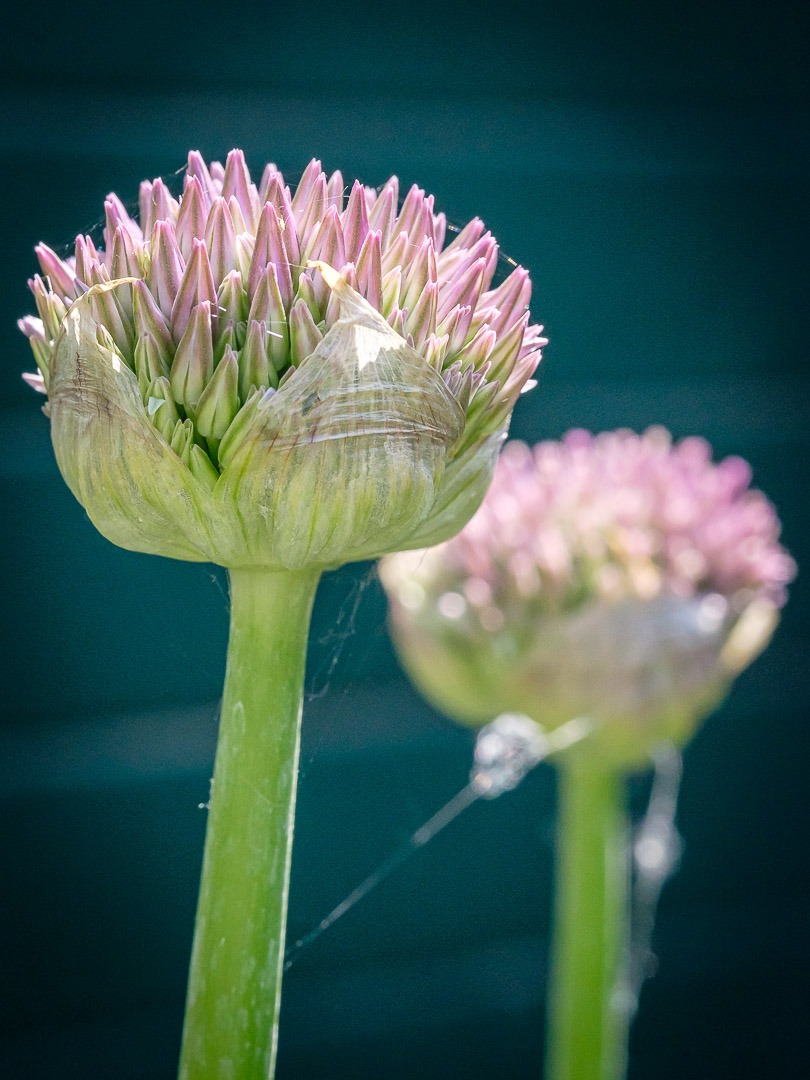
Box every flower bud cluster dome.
[381,429,795,766]
[20,151,544,569]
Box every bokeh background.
[1,2,809,1077]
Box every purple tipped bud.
[148,221,184,321]
[171,238,217,341]
[138,182,155,237]
[110,227,142,281]
[86,261,111,288]
[520,323,549,355]
[381,266,401,318]
[248,265,287,340]
[439,217,486,262]
[213,319,241,365]
[146,375,181,438]
[221,149,259,231]
[19,316,50,385]
[484,266,532,326]
[205,198,238,287]
[239,320,279,398]
[308,207,346,309]
[170,300,214,409]
[233,233,254,281]
[186,151,216,206]
[453,326,497,373]
[324,264,359,327]
[443,361,477,411]
[227,196,248,237]
[422,333,449,371]
[381,231,410,276]
[22,371,47,394]
[258,162,280,202]
[138,180,180,237]
[342,180,369,261]
[196,348,240,440]
[216,270,246,327]
[30,275,67,340]
[326,169,345,212]
[437,258,486,323]
[135,333,171,398]
[74,235,101,285]
[18,314,46,343]
[297,175,329,256]
[433,212,447,251]
[405,281,439,347]
[449,234,498,295]
[396,184,425,238]
[89,284,133,362]
[436,304,474,358]
[486,312,530,383]
[262,174,300,269]
[355,230,383,311]
[35,243,79,301]
[249,202,293,306]
[308,206,346,272]
[133,279,174,362]
[400,235,433,314]
[288,298,324,364]
[104,193,142,247]
[293,271,320,323]
[175,176,208,260]
[388,306,406,337]
[291,158,323,217]
[367,181,397,247]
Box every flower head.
[380,428,796,768]
[20,151,544,569]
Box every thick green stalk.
[179,566,320,1080]
[546,758,630,1080]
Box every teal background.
[1,1,809,1076]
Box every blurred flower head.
[380,428,796,768]
[20,151,544,570]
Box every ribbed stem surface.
[546,758,630,1080]
[179,567,320,1080]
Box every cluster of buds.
[381,429,795,768]
[19,151,544,570]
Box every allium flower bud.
[20,151,544,570]
[380,428,796,768]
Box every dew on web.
[283,711,684,979]
[283,712,596,971]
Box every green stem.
[179,566,320,1080]
[546,758,630,1080]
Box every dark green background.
[1,2,809,1076]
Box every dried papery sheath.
[381,428,795,768]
